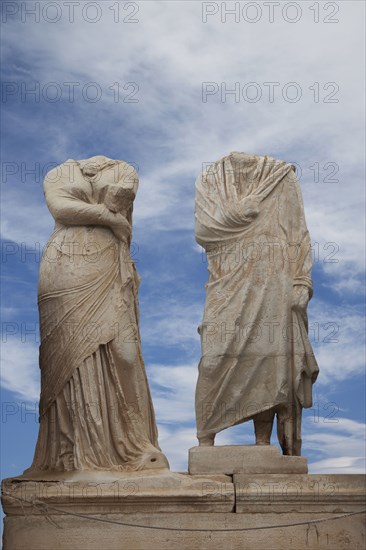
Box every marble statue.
[194,152,319,456]
[24,155,169,477]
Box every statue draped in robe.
[194,152,319,456]
[24,155,168,476]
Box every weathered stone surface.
[194,153,319,455]
[24,156,168,477]
[3,512,365,550]
[2,474,365,550]
[234,474,366,513]
[189,445,308,475]
[2,472,234,515]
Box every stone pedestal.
[2,469,365,549]
[234,474,366,513]
[1,471,234,515]
[189,445,308,474]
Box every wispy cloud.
[1,341,39,402]
[304,417,366,474]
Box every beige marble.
[195,152,319,455]
[234,474,366,514]
[2,472,234,515]
[24,156,168,477]
[2,474,365,550]
[189,445,308,475]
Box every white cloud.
[142,303,202,351]
[157,425,196,472]
[1,340,40,402]
[309,456,365,474]
[150,364,197,424]
[309,301,365,384]
[303,417,366,474]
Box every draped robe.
[25,157,167,473]
[195,153,319,442]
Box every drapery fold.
[195,153,318,439]
[26,157,167,474]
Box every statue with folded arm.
[24,155,169,477]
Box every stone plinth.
[234,474,366,513]
[1,471,234,515]
[2,472,365,549]
[189,445,308,475]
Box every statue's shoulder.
[43,159,81,191]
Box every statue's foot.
[139,450,170,470]
[198,434,215,446]
[19,450,170,480]
[255,438,271,446]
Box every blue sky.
[1,0,365,481]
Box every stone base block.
[2,472,365,549]
[1,471,234,515]
[234,474,366,513]
[3,510,366,550]
[189,445,308,474]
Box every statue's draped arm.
[45,179,128,230]
[278,177,314,297]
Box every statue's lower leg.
[253,409,275,445]
[198,433,215,446]
[276,403,303,456]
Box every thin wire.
[4,492,365,533]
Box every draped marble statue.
[24,155,168,476]
[195,152,319,456]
